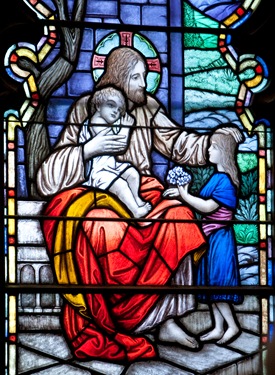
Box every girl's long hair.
[210,131,241,188]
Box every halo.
[92,31,162,94]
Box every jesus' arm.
[149,97,210,166]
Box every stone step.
[18,330,265,375]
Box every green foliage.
[186,166,214,194]
[184,33,204,48]
[237,153,258,173]
[233,224,258,244]
[235,194,258,221]
[240,170,258,197]
[184,2,218,48]
[184,1,219,29]
[185,50,226,73]
[185,69,239,94]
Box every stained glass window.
[2,1,275,374]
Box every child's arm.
[178,184,219,213]
[163,184,219,214]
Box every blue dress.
[197,173,243,304]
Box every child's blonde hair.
[210,127,243,188]
[91,86,126,116]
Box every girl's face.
[208,140,222,165]
[98,96,124,124]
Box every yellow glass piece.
[260,224,266,240]
[36,3,52,17]
[27,75,37,92]
[240,113,252,133]
[224,13,238,26]
[8,152,15,188]
[38,43,52,62]
[9,296,16,334]
[246,74,262,88]
[259,158,266,194]
[8,198,15,216]
[8,220,15,238]
[8,246,16,283]
[8,198,15,235]
[262,298,268,334]
[8,115,21,141]
[17,48,37,62]
[259,204,266,221]
[219,34,226,40]
[260,250,267,285]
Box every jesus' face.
[126,60,147,105]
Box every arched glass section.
[2,1,274,374]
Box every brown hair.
[210,131,241,188]
[96,47,146,93]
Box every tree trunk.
[24,0,87,198]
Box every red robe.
[42,176,206,362]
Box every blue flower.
[167,166,191,186]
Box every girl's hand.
[83,127,127,160]
[163,188,180,198]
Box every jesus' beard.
[127,88,147,106]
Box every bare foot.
[217,327,240,344]
[158,319,199,349]
[134,202,152,218]
[200,328,224,342]
[136,196,147,206]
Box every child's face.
[98,96,124,124]
[208,140,222,165]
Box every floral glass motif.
[3,1,274,374]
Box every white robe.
[37,94,209,197]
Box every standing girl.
[163,126,244,344]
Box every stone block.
[121,5,141,25]
[142,6,167,26]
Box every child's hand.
[178,184,189,201]
[163,188,180,198]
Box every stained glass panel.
[2,1,274,374]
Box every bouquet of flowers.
[167,166,192,186]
